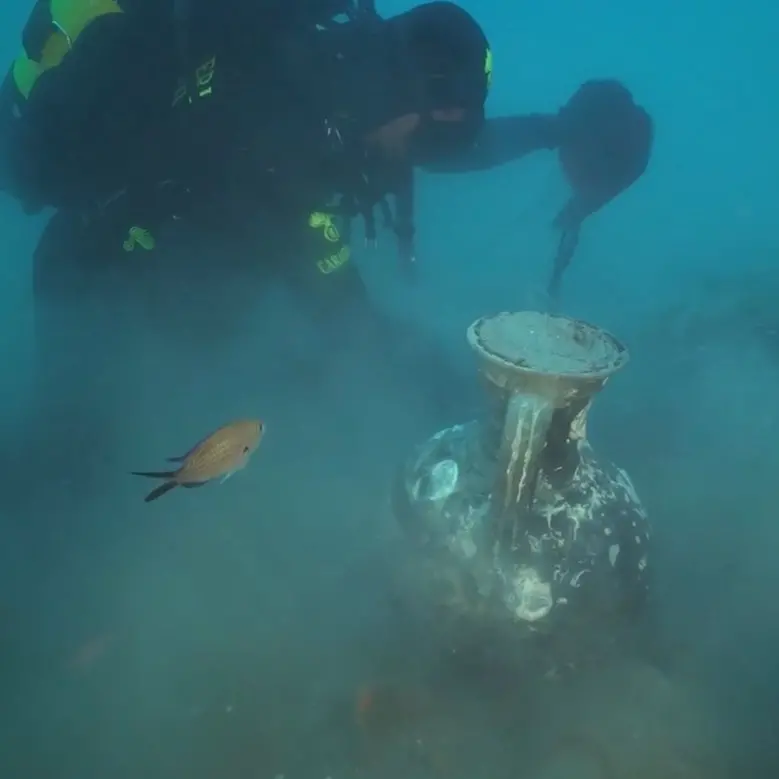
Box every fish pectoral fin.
[132,470,177,479]
[182,481,208,489]
[220,472,234,485]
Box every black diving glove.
[550,79,653,293]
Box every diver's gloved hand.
[554,79,653,230]
[546,79,653,298]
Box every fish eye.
[243,446,250,453]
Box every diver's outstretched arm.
[421,114,559,173]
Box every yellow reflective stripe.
[12,56,42,99]
[317,245,350,274]
[51,0,123,46]
[123,226,155,252]
[308,211,341,242]
[12,0,123,99]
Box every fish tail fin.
[131,471,178,502]
[144,481,178,503]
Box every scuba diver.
[0,1,652,312]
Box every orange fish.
[132,419,264,502]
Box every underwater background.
[1,0,778,777]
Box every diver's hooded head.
[316,2,491,163]
[385,2,491,161]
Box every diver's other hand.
[556,79,653,218]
